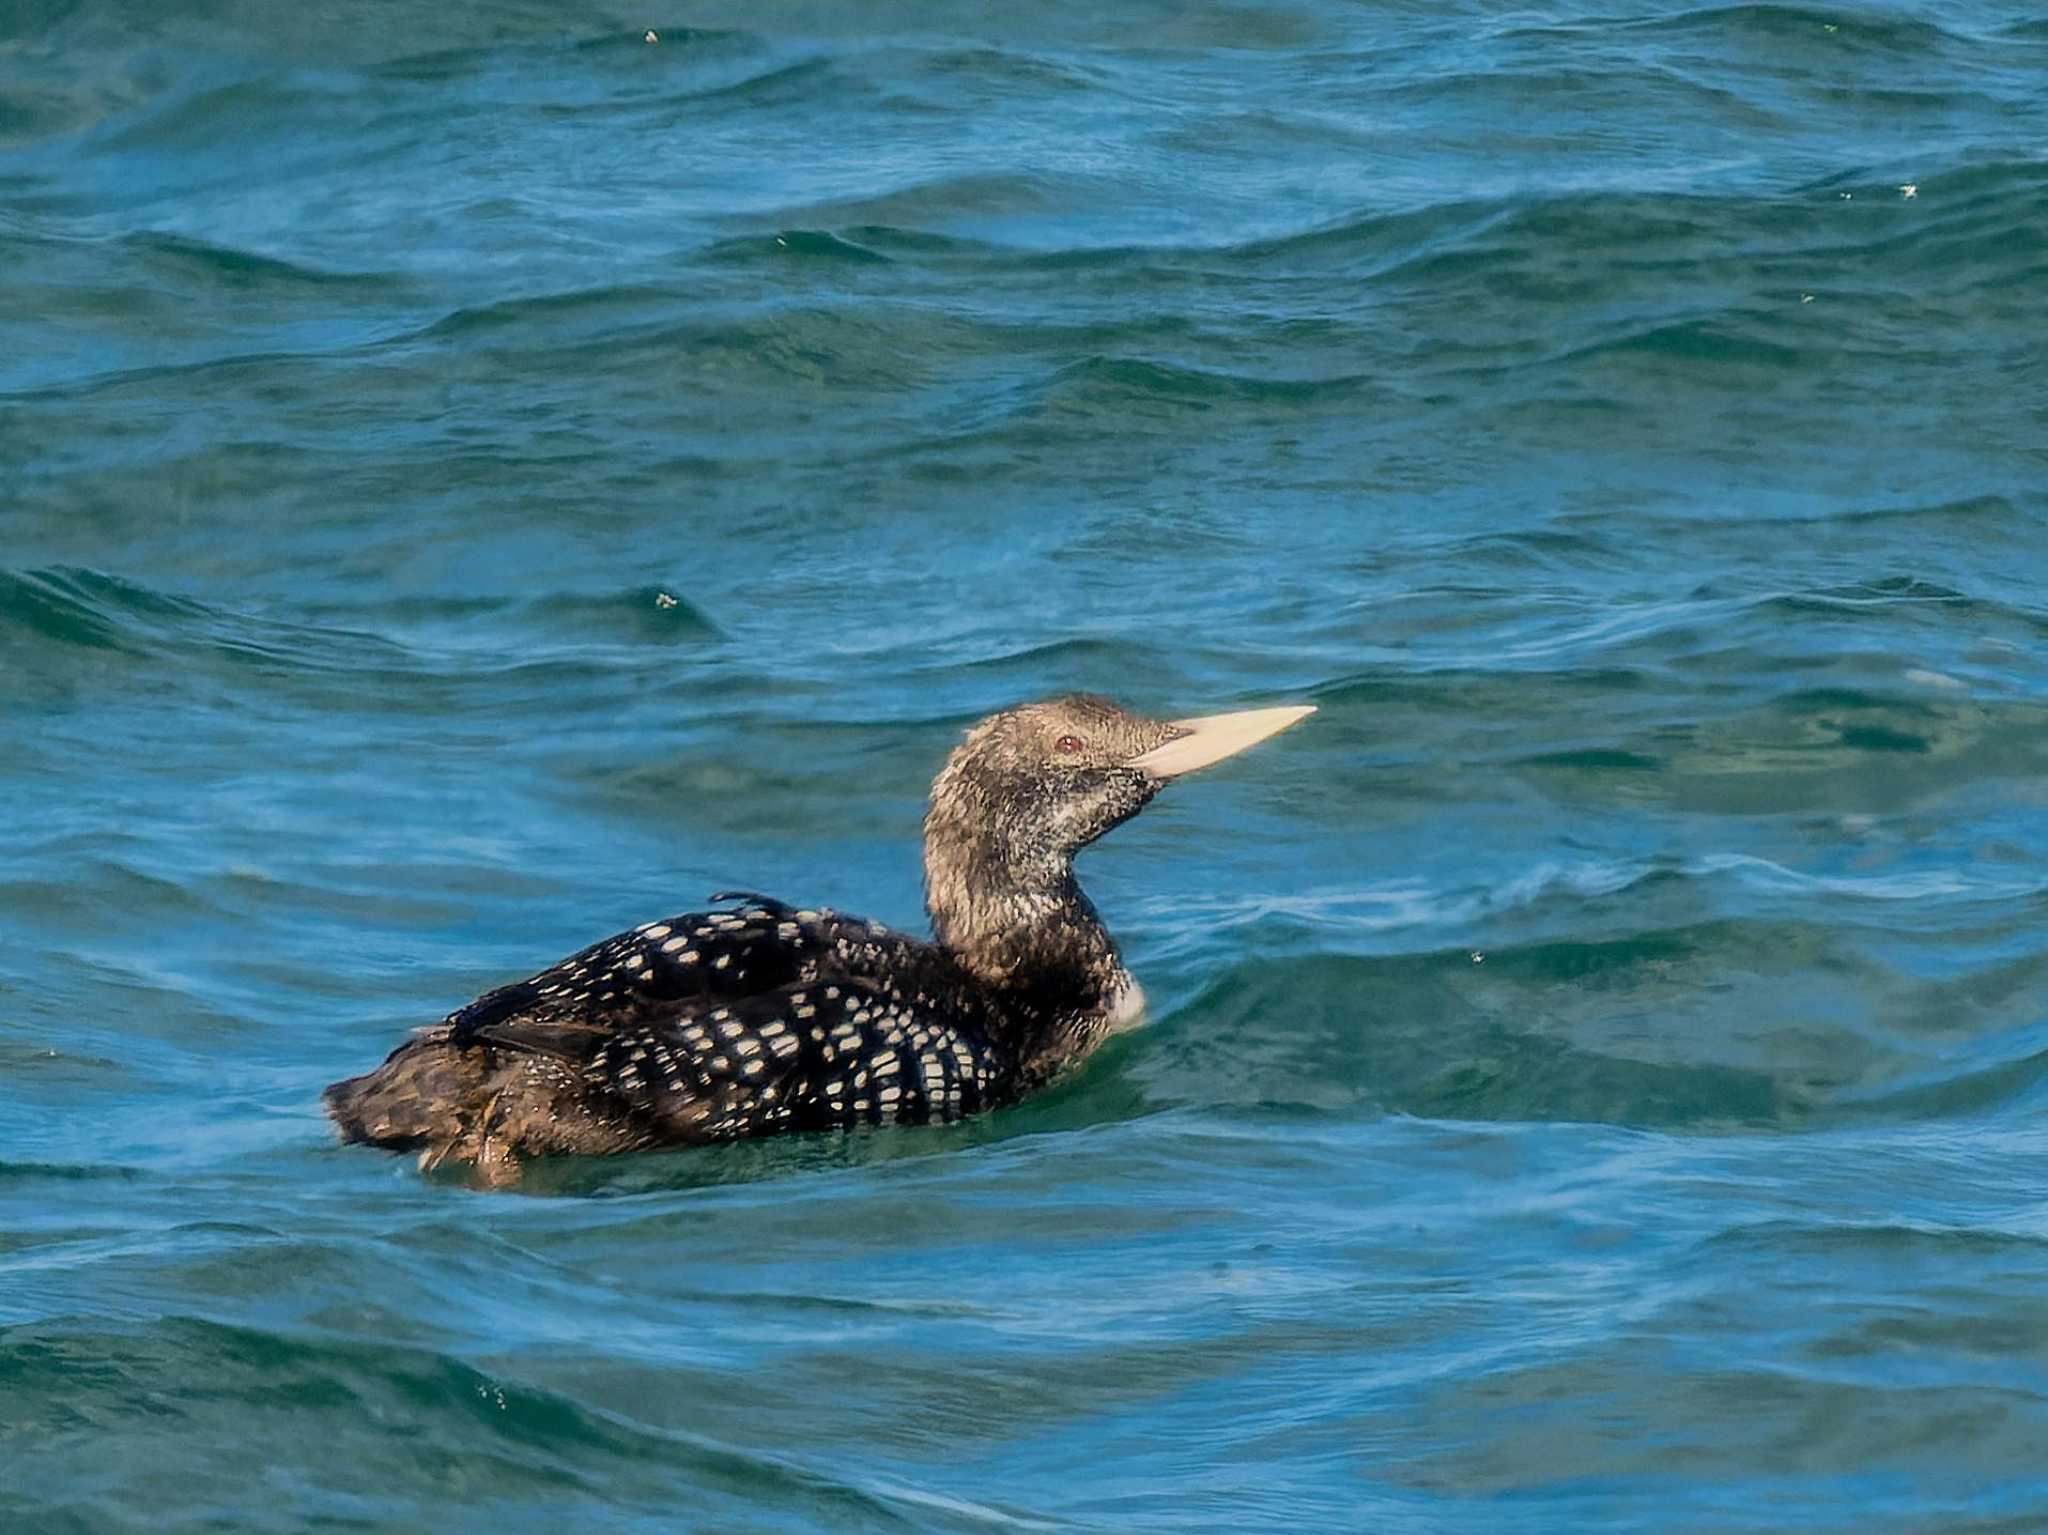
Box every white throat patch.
[1103,976,1148,1034]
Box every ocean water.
[4,0,2047,1527]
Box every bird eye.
[1055,735,1084,754]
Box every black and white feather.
[450,898,1004,1139]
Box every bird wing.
[442,897,991,1138]
[447,896,886,1050]
[563,976,995,1139]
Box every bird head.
[922,693,1314,965]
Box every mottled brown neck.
[922,753,1129,1015]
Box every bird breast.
[1102,975,1148,1035]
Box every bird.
[323,694,1313,1180]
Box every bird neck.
[921,818,1130,1017]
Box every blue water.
[5,2,2048,1528]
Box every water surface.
[4,2,2048,1529]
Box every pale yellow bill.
[1123,705,1316,779]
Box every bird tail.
[322,1027,487,1157]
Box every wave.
[650,55,841,110]
[1572,494,2029,540]
[0,567,723,684]
[401,282,686,344]
[0,565,415,675]
[0,1312,943,1525]
[376,25,764,83]
[742,159,2040,331]
[0,1158,142,1185]
[1302,563,2048,676]
[96,231,405,296]
[1689,852,2043,903]
[1836,1038,2048,1126]
[699,228,895,266]
[1616,4,1967,55]
[1139,848,2044,950]
[13,148,2042,408]
[1141,909,2048,1134]
[1147,949,1802,1130]
[1138,859,1676,937]
[1042,353,1374,410]
[1696,1216,2048,1261]
[379,293,943,400]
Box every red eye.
[1055,735,1084,754]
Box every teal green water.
[5,2,2048,1529]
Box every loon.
[324,694,1312,1178]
